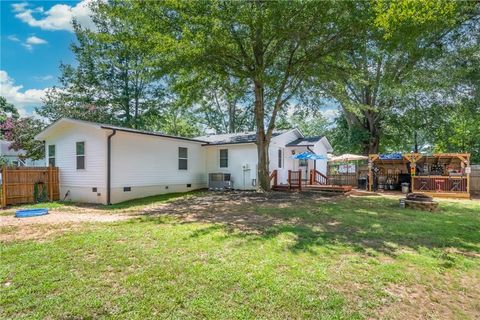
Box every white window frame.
[48,144,55,167]
[219,149,228,168]
[178,147,188,170]
[76,141,85,170]
[278,148,283,168]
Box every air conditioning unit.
[208,173,233,190]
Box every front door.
[299,159,308,184]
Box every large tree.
[115,0,359,190]
[319,0,478,154]
[38,1,163,129]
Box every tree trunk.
[363,135,380,155]
[254,80,270,191]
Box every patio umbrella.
[328,153,368,176]
[328,154,368,162]
[291,151,328,160]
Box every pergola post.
[368,154,379,191]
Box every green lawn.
[1,193,479,319]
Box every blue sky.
[1,1,340,121]
[1,0,93,116]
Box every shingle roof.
[196,131,285,145]
[100,124,208,143]
[36,118,208,143]
[285,136,324,147]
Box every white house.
[35,118,332,204]
[0,140,45,167]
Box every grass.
[1,193,479,319]
[101,190,205,211]
[0,190,204,216]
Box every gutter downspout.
[107,129,117,205]
[307,146,317,171]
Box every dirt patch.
[142,191,342,233]
[377,274,480,319]
[0,210,133,242]
[0,191,341,242]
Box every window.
[76,142,85,169]
[278,149,282,168]
[219,149,228,168]
[299,159,308,167]
[48,145,55,167]
[178,147,188,170]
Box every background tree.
[0,98,45,160]
[38,1,164,129]
[275,104,330,138]
[118,0,359,190]
[0,97,19,127]
[173,73,254,134]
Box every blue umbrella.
[291,151,327,160]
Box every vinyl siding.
[204,144,258,190]
[110,131,207,188]
[312,139,329,175]
[269,129,303,184]
[43,122,108,203]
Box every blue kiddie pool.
[15,208,49,218]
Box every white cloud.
[7,35,21,42]
[8,34,48,51]
[13,0,95,32]
[11,2,28,12]
[26,35,47,45]
[0,70,49,116]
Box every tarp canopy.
[379,153,403,160]
[329,154,368,162]
[291,151,327,160]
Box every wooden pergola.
[368,153,471,199]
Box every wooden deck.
[272,184,352,193]
[270,170,352,194]
[303,184,353,193]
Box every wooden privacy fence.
[471,165,480,195]
[1,166,59,208]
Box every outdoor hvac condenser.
[208,173,233,190]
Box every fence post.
[298,170,302,191]
[1,166,6,208]
[48,166,53,201]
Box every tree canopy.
[6,0,476,171]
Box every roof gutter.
[107,129,117,205]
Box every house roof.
[99,124,208,143]
[196,131,285,145]
[285,136,324,147]
[35,118,208,143]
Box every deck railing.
[269,170,278,187]
[412,176,467,193]
[309,170,329,185]
[288,170,302,190]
